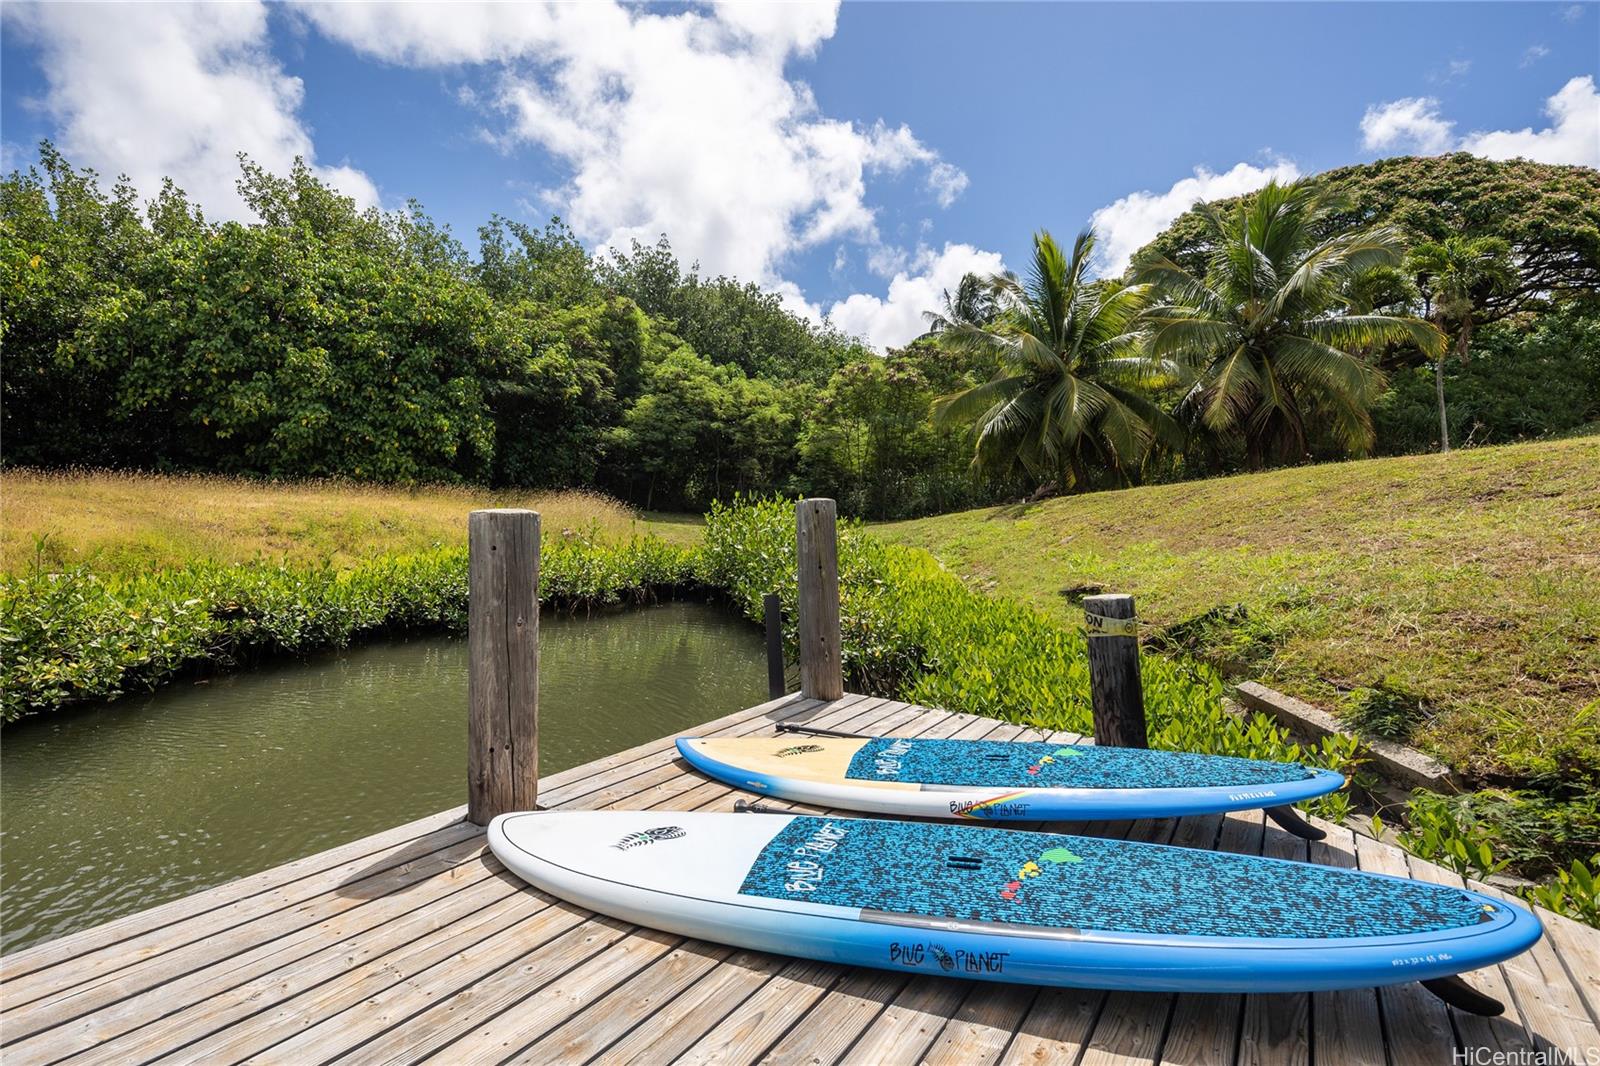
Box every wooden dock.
[3,692,1596,1065]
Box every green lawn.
[878,436,1600,787]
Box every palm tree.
[1406,237,1517,452]
[932,230,1178,493]
[1133,180,1444,467]
[921,272,1001,337]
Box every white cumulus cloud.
[827,243,1007,352]
[1360,96,1455,154]
[1360,76,1599,168]
[1459,75,1600,166]
[296,1,965,294]
[2,1,378,219]
[1087,160,1302,277]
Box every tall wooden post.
[1084,593,1147,748]
[468,509,540,825]
[796,498,844,701]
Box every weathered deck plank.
[1307,824,1388,1066]
[2,692,1595,1066]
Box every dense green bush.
[1380,790,1600,926]
[596,236,862,386]
[1373,307,1600,452]
[796,341,1014,520]
[0,148,885,510]
[0,529,695,722]
[2,150,520,481]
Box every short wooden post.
[1084,593,1147,748]
[763,593,786,700]
[467,509,540,825]
[796,498,844,701]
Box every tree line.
[3,146,1596,517]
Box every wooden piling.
[467,509,540,825]
[1084,593,1147,748]
[763,593,786,700]
[795,498,844,701]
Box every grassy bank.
[1,470,706,721]
[1,469,701,575]
[879,436,1600,792]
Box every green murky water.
[0,600,766,953]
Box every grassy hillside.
[1,470,699,576]
[880,436,1600,787]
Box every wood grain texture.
[1082,593,1147,748]
[467,508,540,824]
[796,498,843,701]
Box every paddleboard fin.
[732,800,785,815]
[1265,805,1327,841]
[1421,975,1504,1016]
[777,723,872,739]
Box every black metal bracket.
[777,722,872,740]
[1265,805,1327,841]
[1421,975,1505,1016]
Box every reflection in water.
[0,600,765,952]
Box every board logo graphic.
[775,745,824,757]
[889,941,1008,975]
[950,792,1031,819]
[611,826,686,850]
[872,738,914,777]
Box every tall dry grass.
[1,469,689,575]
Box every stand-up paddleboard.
[488,811,1539,1008]
[675,732,1344,823]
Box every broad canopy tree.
[1141,154,1600,331]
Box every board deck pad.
[677,735,1346,821]
[738,817,1490,940]
[843,738,1317,789]
[491,810,1542,997]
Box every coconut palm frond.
[931,373,1028,427]
[1198,344,1261,432]
[1307,314,1445,359]
[1146,316,1235,363]
[1274,334,1381,403]
[930,227,1170,493]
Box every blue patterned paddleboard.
[677,734,1344,821]
[489,811,1543,996]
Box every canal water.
[0,600,767,953]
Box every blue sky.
[4,2,1597,349]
